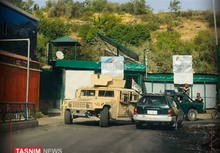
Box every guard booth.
[39,33,146,114]
[144,73,218,110]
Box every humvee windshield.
[81,90,95,96]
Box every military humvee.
[63,74,140,127]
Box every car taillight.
[134,107,137,114]
[168,109,173,116]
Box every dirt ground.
[164,122,220,153]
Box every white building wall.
[64,70,94,100]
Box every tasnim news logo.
[14,147,62,153]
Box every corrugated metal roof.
[0,50,39,63]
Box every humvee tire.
[100,107,109,127]
[187,109,197,121]
[64,109,72,124]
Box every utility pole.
[212,0,220,103]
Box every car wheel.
[135,123,142,129]
[187,109,197,121]
[64,109,72,124]
[211,110,219,119]
[99,107,109,127]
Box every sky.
[34,0,220,13]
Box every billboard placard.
[101,56,124,78]
[173,55,193,84]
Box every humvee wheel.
[100,107,109,127]
[64,109,72,124]
[187,109,197,121]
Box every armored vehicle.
[63,74,140,127]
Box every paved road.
[0,114,219,153]
[0,117,177,153]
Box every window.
[2,21,7,36]
[98,90,114,97]
[134,95,139,101]
[130,92,139,102]
[123,93,129,103]
[177,96,183,102]
[138,96,167,106]
[80,90,95,96]
[130,93,132,101]
[168,97,178,108]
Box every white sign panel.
[132,79,142,94]
[173,73,193,84]
[101,56,124,77]
[173,55,193,84]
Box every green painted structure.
[48,36,81,63]
[56,59,146,88]
[145,73,218,83]
[144,73,218,109]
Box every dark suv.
[133,93,184,129]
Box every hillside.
[36,9,220,74]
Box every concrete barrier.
[0,120,38,133]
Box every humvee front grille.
[73,102,87,108]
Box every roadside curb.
[0,120,38,134]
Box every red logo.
[14,147,42,153]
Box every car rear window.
[138,96,168,106]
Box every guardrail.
[0,102,36,123]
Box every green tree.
[192,30,217,74]
[37,18,70,64]
[13,0,36,12]
[91,13,122,33]
[36,34,50,64]
[91,0,108,12]
[169,0,181,16]
[120,0,151,15]
[13,0,25,9]
[155,31,181,52]
[147,48,173,73]
[107,24,151,47]
[120,2,134,14]
[38,18,69,40]
[133,0,148,15]
[23,0,35,10]
[102,2,120,13]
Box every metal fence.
[0,102,36,123]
